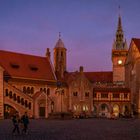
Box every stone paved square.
[0,118,140,140]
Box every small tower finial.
[118,5,121,16]
[59,32,61,39]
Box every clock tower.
[112,15,128,84]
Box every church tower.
[53,33,67,79]
[112,14,128,84]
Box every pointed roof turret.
[115,15,124,48]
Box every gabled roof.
[0,50,56,81]
[32,91,46,99]
[84,71,113,83]
[132,38,140,52]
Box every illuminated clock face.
[118,60,122,64]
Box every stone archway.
[4,104,17,119]
[113,104,120,117]
[99,103,109,117]
[39,102,46,118]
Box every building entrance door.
[39,107,45,117]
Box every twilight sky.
[0,0,140,72]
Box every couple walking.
[12,112,29,135]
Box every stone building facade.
[0,15,132,119]
[125,38,140,114]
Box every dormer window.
[10,63,20,69]
[29,65,38,71]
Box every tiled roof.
[132,38,140,52]
[84,71,113,83]
[0,50,56,81]
[64,71,113,83]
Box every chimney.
[46,48,50,59]
[79,66,84,73]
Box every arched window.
[25,100,28,107]
[85,105,88,111]
[47,88,50,95]
[44,88,46,93]
[83,105,86,111]
[73,105,77,111]
[5,89,8,96]
[28,102,31,109]
[40,88,43,92]
[21,98,24,105]
[23,86,26,94]
[13,93,16,101]
[9,91,12,98]
[17,96,20,103]
[31,87,34,94]
[27,87,30,94]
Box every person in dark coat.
[12,112,20,135]
[21,112,29,134]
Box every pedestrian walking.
[21,112,29,134]
[12,112,20,135]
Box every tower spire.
[117,5,122,31]
[114,6,126,50]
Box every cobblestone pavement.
[0,118,140,140]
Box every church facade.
[0,15,136,119]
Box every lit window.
[74,105,77,111]
[86,106,88,111]
[83,105,86,111]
